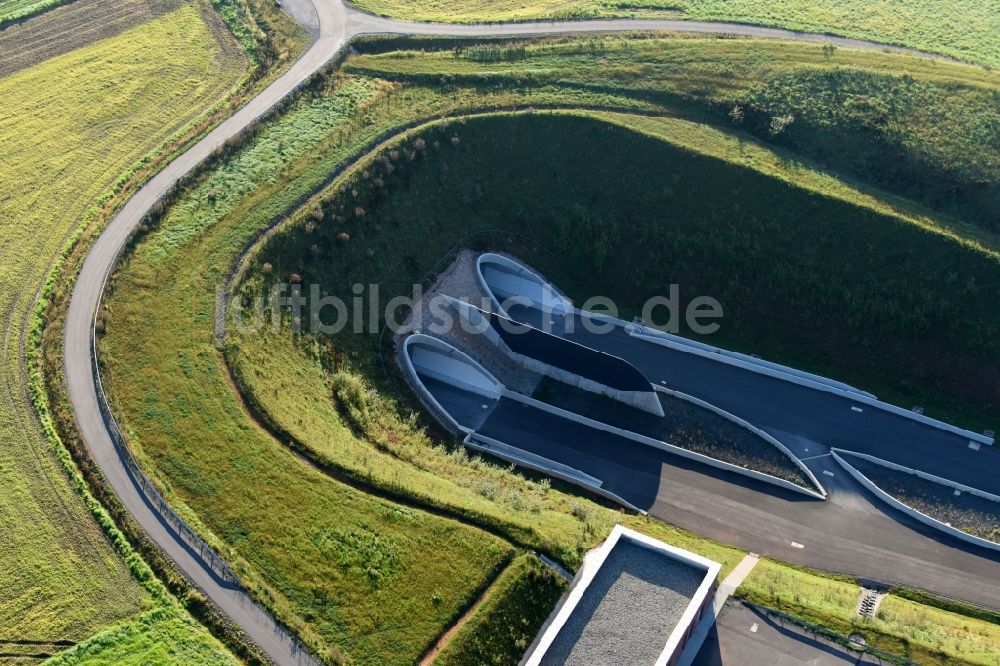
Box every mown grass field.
[738,560,1000,665]
[0,1,246,659]
[344,0,1000,66]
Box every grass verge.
[433,554,567,666]
[342,0,1000,67]
[738,559,1000,665]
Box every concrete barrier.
[471,252,992,447]
[446,295,664,416]
[464,433,645,514]
[831,450,1000,553]
[830,448,1000,505]
[624,323,873,397]
[631,329,993,447]
[654,385,826,498]
[504,391,826,500]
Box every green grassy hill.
[87,33,1000,666]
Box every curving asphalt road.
[60,1,971,663]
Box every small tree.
[769,113,795,135]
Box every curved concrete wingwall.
[654,385,826,498]
[505,391,826,500]
[831,450,1000,553]
[631,329,993,447]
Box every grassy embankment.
[94,76,549,666]
[433,554,567,666]
[344,0,1000,67]
[92,55,747,664]
[348,36,1000,240]
[91,36,999,664]
[0,3,249,663]
[739,560,1000,665]
[343,35,1000,430]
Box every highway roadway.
[59,0,979,662]
[506,304,1000,496]
[442,384,1000,608]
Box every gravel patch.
[541,538,705,666]
[399,249,542,394]
[847,455,1000,543]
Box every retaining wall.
[630,328,993,447]
[831,450,1000,553]
[465,432,644,514]
[505,391,826,500]
[654,385,826,498]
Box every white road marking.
[823,470,835,477]
[969,441,981,451]
[750,623,759,633]
[851,406,864,413]
[954,489,962,496]
[800,452,832,462]
[790,541,805,549]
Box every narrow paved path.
[62,1,963,663]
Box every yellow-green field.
[346,0,1000,66]
[0,1,246,659]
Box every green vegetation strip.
[738,560,1000,665]
[434,554,567,666]
[0,0,66,25]
[343,0,1000,67]
[41,607,238,666]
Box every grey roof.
[541,538,707,666]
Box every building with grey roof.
[524,525,720,666]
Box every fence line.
[737,599,920,666]
[90,332,239,583]
[86,196,321,663]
